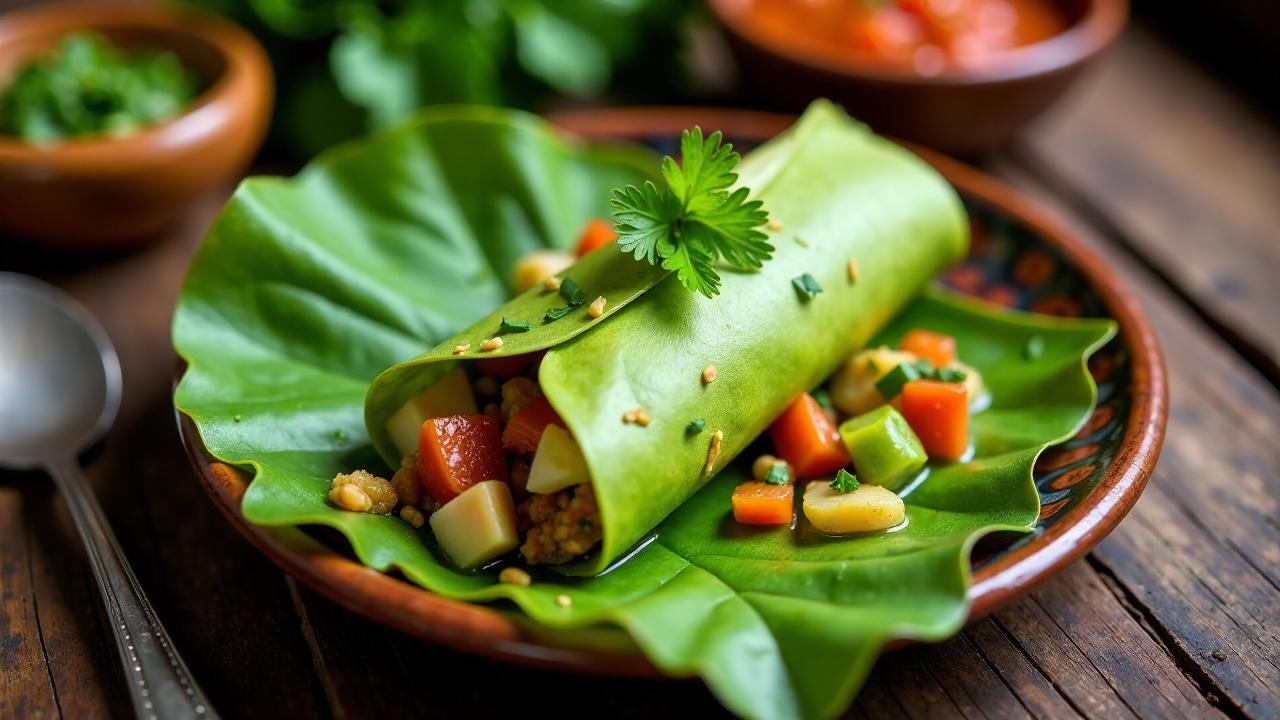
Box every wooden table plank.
[0,487,60,720]
[1014,27,1280,381]
[990,159,1280,718]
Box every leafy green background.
[183,0,688,158]
[174,107,1114,719]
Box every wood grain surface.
[2,22,1277,720]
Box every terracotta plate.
[176,108,1167,675]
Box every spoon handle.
[48,458,217,720]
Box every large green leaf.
[174,105,1115,719]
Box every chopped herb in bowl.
[0,32,200,144]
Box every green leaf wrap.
[364,101,969,574]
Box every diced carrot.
[732,482,794,525]
[502,394,566,453]
[418,415,508,504]
[899,329,957,367]
[900,380,969,461]
[574,218,617,257]
[769,392,851,478]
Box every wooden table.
[3,25,1277,719]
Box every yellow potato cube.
[526,425,590,494]
[429,480,519,569]
[802,481,905,534]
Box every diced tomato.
[475,355,531,378]
[418,415,508,504]
[502,394,566,453]
[574,218,617,257]
[769,392,851,478]
[900,380,969,461]
[899,329,957,367]
[732,482,794,525]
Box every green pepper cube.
[838,406,928,492]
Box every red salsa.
[733,0,1067,76]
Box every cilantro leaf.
[611,126,772,298]
[830,469,859,494]
[764,463,791,486]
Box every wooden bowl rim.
[176,106,1166,676]
[0,2,272,164]
[705,0,1128,87]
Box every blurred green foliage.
[0,33,199,144]
[186,0,692,159]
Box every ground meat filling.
[517,483,602,565]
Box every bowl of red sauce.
[708,0,1126,155]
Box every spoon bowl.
[0,273,121,469]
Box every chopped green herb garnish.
[876,359,966,397]
[794,236,810,248]
[792,273,823,301]
[578,517,594,531]
[764,463,791,486]
[830,468,860,493]
[812,387,833,411]
[1024,335,1045,361]
[560,277,586,307]
[544,305,574,323]
[875,362,924,399]
[610,127,772,298]
[499,317,532,334]
[686,418,706,434]
[232,414,242,423]
[0,32,199,144]
[333,429,347,440]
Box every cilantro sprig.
[610,128,772,298]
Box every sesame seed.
[794,236,809,248]
[479,337,504,352]
[847,257,860,284]
[634,409,652,427]
[399,506,425,529]
[544,276,562,291]
[622,409,637,424]
[499,567,532,586]
[766,219,783,231]
[704,430,723,475]
[332,484,372,512]
[588,296,607,318]
[452,343,471,355]
[555,594,573,608]
[701,365,717,384]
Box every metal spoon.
[0,273,216,720]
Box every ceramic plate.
[176,108,1166,674]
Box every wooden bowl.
[177,107,1166,675]
[707,0,1127,155]
[0,3,272,247]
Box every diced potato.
[511,250,574,294]
[428,480,519,569]
[386,366,478,458]
[830,347,918,417]
[802,481,905,534]
[526,424,590,494]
